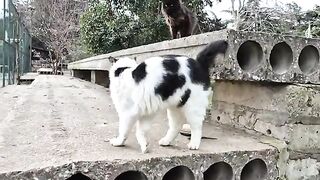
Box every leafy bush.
[80,0,226,54]
[80,1,170,54]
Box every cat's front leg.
[110,137,125,146]
[110,113,137,147]
[170,26,178,39]
[184,108,205,150]
[187,123,202,150]
[180,26,192,38]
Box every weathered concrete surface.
[20,73,38,80]
[216,31,320,84]
[68,29,320,84]
[0,76,278,179]
[286,158,320,180]
[19,73,38,85]
[211,81,320,151]
[67,30,228,70]
[211,80,320,179]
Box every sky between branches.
[206,0,320,20]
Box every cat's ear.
[108,56,118,63]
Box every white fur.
[109,56,210,153]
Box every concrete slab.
[19,73,39,85]
[67,30,229,71]
[68,29,320,84]
[211,81,320,151]
[0,76,278,179]
[212,80,320,126]
[211,80,320,179]
[20,73,39,80]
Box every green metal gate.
[0,0,31,87]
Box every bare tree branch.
[16,0,88,74]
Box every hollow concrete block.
[68,29,320,84]
[213,30,320,84]
[0,151,278,180]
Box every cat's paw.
[140,144,149,154]
[110,137,125,147]
[159,137,171,146]
[187,142,200,150]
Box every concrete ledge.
[67,30,229,71]
[0,150,277,180]
[69,29,320,84]
[215,31,320,84]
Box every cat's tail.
[196,40,228,72]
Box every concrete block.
[72,70,91,82]
[286,158,320,180]
[90,70,109,87]
[212,81,320,126]
[253,120,291,141]
[90,70,96,84]
[253,121,320,153]
[0,151,278,180]
[213,31,320,84]
[68,29,320,84]
[67,30,229,71]
[289,125,320,153]
[211,81,320,153]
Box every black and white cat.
[108,40,228,153]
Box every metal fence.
[0,0,31,87]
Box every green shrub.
[80,2,170,54]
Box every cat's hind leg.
[135,117,152,153]
[110,113,138,147]
[159,108,184,146]
[183,105,206,150]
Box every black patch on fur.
[178,89,191,107]
[114,67,130,77]
[132,62,147,83]
[162,59,180,73]
[187,58,210,90]
[155,74,186,101]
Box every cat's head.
[108,56,137,66]
[162,0,181,14]
[108,56,137,79]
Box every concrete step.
[0,76,278,180]
[0,123,278,180]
